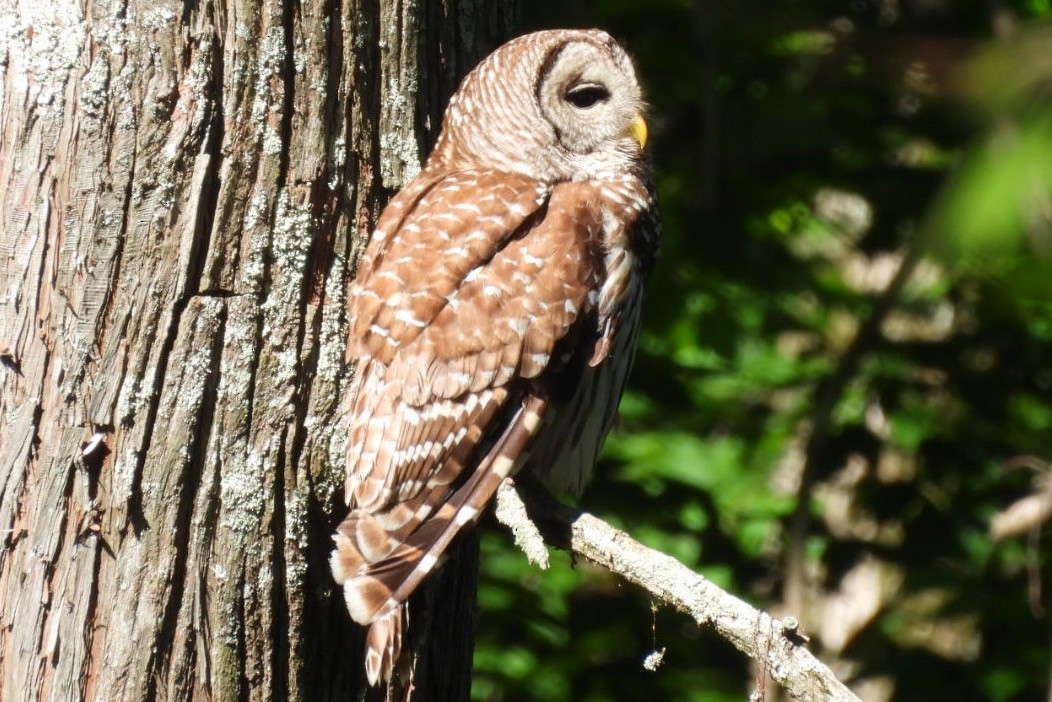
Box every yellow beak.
[629,113,648,149]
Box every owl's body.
[332,29,658,684]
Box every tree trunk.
[0,1,515,699]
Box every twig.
[495,480,550,569]
[495,478,862,702]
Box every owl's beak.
[628,113,648,149]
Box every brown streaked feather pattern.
[332,28,658,686]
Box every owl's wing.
[332,173,611,639]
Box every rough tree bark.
[0,1,515,700]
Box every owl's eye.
[565,83,611,109]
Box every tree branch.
[494,478,862,702]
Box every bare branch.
[496,478,862,702]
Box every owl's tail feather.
[382,395,547,612]
[332,395,547,685]
[364,607,404,685]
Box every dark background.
[474,2,1052,700]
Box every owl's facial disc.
[562,79,647,149]
[538,39,645,166]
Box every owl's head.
[430,29,649,182]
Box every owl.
[331,28,658,684]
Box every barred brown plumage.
[331,28,658,685]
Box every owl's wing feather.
[343,174,603,514]
[333,176,612,685]
[348,171,549,367]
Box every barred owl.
[332,29,658,684]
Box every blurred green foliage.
[471,2,1052,700]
